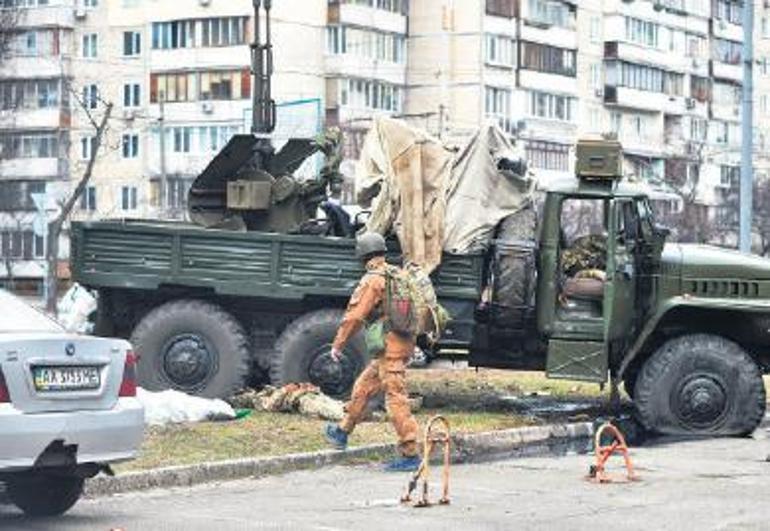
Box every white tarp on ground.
[356,117,452,273]
[137,388,236,425]
[443,123,536,254]
[355,119,536,264]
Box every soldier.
[561,233,608,277]
[324,232,421,472]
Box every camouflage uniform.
[333,255,419,457]
[561,234,607,277]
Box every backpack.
[384,263,450,344]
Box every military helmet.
[355,232,387,259]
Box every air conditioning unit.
[199,0,211,5]
[594,88,604,98]
[74,5,86,18]
[201,101,214,114]
[685,97,696,110]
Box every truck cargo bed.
[71,220,484,302]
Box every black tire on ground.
[270,309,369,399]
[6,473,84,517]
[130,299,250,398]
[634,334,766,436]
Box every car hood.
[662,243,770,280]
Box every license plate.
[33,366,101,392]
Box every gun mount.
[187,0,341,233]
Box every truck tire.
[6,473,83,516]
[130,300,250,398]
[634,334,766,436]
[270,309,368,399]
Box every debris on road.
[401,415,451,508]
[57,283,97,333]
[587,421,638,484]
[137,388,236,426]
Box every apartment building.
[0,0,76,289]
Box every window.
[166,177,192,208]
[0,79,60,110]
[527,0,574,28]
[526,140,569,171]
[0,229,44,260]
[196,125,239,152]
[590,63,602,90]
[82,84,98,109]
[80,136,96,160]
[485,34,515,67]
[339,78,403,112]
[528,90,575,122]
[610,111,622,135]
[713,38,741,65]
[485,0,515,18]
[590,16,601,44]
[0,133,59,159]
[690,117,708,141]
[80,186,97,211]
[720,165,739,188]
[84,0,98,6]
[713,81,741,106]
[625,17,659,48]
[0,181,45,212]
[327,26,406,63]
[121,186,138,210]
[122,133,139,158]
[21,31,37,55]
[613,61,683,95]
[123,31,141,56]
[151,70,249,103]
[172,127,192,153]
[123,83,140,107]
[200,17,248,47]
[686,33,708,58]
[484,86,511,116]
[690,76,712,102]
[520,41,576,76]
[152,20,195,50]
[713,0,742,25]
[82,33,98,58]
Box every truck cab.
[470,139,768,436]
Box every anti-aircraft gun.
[187,0,344,233]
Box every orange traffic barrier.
[401,415,451,507]
[587,421,638,483]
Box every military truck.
[71,139,770,437]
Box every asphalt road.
[2,432,769,531]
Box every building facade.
[2,0,769,290]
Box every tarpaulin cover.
[356,118,452,273]
[444,123,536,254]
[356,119,536,267]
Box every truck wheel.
[270,309,368,399]
[130,300,250,398]
[634,334,766,436]
[6,473,83,516]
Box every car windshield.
[0,290,64,333]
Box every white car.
[0,290,144,516]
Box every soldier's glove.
[330,347,343,363]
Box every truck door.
[604,199,639,344]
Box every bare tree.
[45,89,113,313]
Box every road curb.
[84,421,594,498]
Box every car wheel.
[634,334,766,436]
[6,473,84,517]
[130,299,250,398]
[270,309,369,399]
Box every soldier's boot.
[324,423,348,450]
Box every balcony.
[328,3,406,35]
[0,55,73,79]
[0,158,63,180]
[0,108,67,131]
[16,5,75,29]
[324,54,406,86]
[518,70,577,95]
[604,86,685,115]
[711,60,742,83]
[604,41,688,74]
